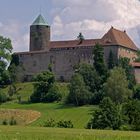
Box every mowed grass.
[0,82,95,128]
[1,102,94,128]
[0,126,140,140]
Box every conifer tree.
[93,43,108,82]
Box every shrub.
[46,83,62,102]
[30,82,49,103]
[2,119,8,125]
[43,118,56,127]
[30,71,55,103]
[133,85,140,100]
[57,120,74,128]
[68,73,92,106]
[87,97,122,130]
[0,92,8,104]
[33,71,55,84]
[122,100,140,131]
[9,117,17,125]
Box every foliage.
[30,71,56,103]
[33,71,55,84]
[104,67,132,104]
[122,100,140,131]
[43,118,56,127]
[87,97,122,130]
[118,57,136,89]
[108,50,116,69]
[0,70,10,86]
[2,119,8,125]
[68,73,92,106]
[30,82,49,103]
[46,83,62,102]
[77,32,84,43]
[0,92,8,104]
[135,50,140,62]
[133,85,140,100]
[75,63,101,93]
[0,35,12,86]
[0,35,12,64]
[93,43,108,81]
[7,84,16,98]
[9,117,17,125]
[10,54,19,66]
[57,120,74,128]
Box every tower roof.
[32,14,49,26]
[102,27,138,50]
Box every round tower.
[30,14,50,51]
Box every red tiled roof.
[50,39,101,48]
[102,27,138,51]
[15,27,138,55]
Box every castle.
[15,14,140,82]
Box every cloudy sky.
[0,0,140,52]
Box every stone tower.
[30,14,50,51]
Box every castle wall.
[133,68,140,83]
[118,46,137,62]
[18,45,119,81]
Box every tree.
[77,32,84,42]
[108,50,116,69]
[118,57,136,89]
[75,63,101,93]
[33,71,55,84]
[0,36,12,86]
[104,67,132,104]
[8,54,23,83]
[46,83,62,102]
[87,97,122,130]
[68,73,92,106]
[93,43,108,82]
[30,71,55,103]
[123,100,140,130]
[135,50,140,62]
[75,63,104,104]
[133,85,140,100]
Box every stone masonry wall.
[18,45,119,81]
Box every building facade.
[15,15,139,82]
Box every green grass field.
[0,82,95,128]
[0,126,140,140]
[1,102,94,128]
[1,82,140,140]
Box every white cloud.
[1,0,140,52]
[52,0,140,47]
[0,21,29,52]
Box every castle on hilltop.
[15,14,140,82]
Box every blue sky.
[0,0,140,52]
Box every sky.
[0,0,140,52]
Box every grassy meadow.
[0,82,95,128]
[1,82,140,140]
[0,126,140,140]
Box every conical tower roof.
[32,14,49,26]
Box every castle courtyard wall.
[17,45,119,81]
